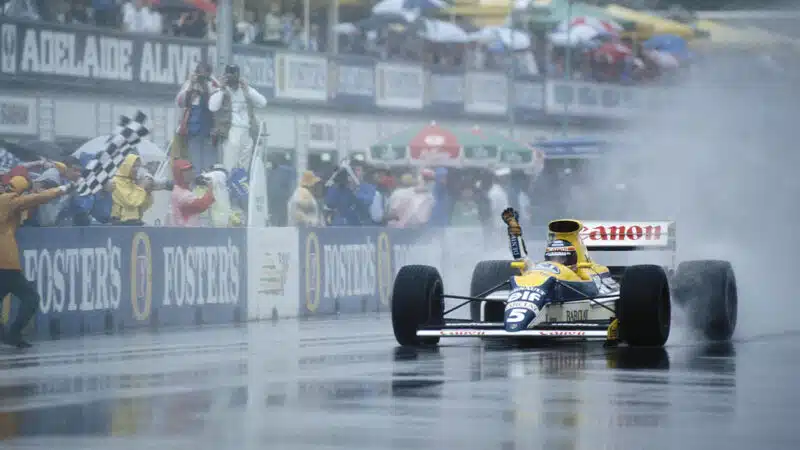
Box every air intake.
[548,219,582,234]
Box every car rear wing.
[579,221,676,252]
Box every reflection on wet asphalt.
[0,316,796,449]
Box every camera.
[195,174,209,186]
[333,168,349,187]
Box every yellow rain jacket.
[0,187,64,270]
[111,154,153,223]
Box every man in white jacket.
[209,65,268,173]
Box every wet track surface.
[0,316,797,449]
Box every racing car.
[391,208,738,348]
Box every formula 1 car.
[391,212,738,348]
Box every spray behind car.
[582,24,800,340]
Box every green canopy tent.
[367,122,544,172]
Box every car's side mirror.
[510,261,526,273]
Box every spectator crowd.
[1,0,703,83]
[0,137,544,231]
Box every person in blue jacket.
[324,162,374,226]
[427,167,453,227]
[74,152,114,225]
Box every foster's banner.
[299,227,444,317]
[14,226,245,340]
[300,227,393,316]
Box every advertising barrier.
[15,226,245,340]
[9,225,543,341]
[0,17,643,122]
[298,227,447,317]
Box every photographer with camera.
[170,159,215,227]
[209,64,267,173]
[175,62,219,170]
[323,159,381,226]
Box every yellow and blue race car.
[391,208,738,348]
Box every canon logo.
[581,224,662,241]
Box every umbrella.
[421,19,468,43]
[72,136,167,165]
[0,139,69,162]
[470,26,531,51]
[643,33,690,59]
[644,49,680,70]
[593,42,633,64]
[549,25,602,47]
[556,16,623,35]
[368,122,536,168]
[151,0,216,13]
[372,0,420,21]
[356,14,419,32]
[515,0,636,31]
[402,0,448,11]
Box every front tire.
[673,260,737,341]
[391,265,444,347]
[469,260,516,322]
[617,265,671,347]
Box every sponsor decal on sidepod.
[540,330,586,336]
[442,330,486,337]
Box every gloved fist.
[501,207,522,237]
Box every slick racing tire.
[391,265,445,347]
[617,265,671,347]
[673,260,737,341]
[470,260,516,322]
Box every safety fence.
[7,226,548,341]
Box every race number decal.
[507,308,528,323]
[505,301,539,322]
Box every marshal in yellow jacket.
[111,154,153,223]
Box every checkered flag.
[76,111,150,196]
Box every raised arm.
[501,207,528,261]
[10,186,67,212]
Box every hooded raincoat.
[111,154,152,224]
[288,171,322,227]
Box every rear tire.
[391,265,445,347]
[617,265,671,347]
[469,260,516,322]
[673,260,737,341]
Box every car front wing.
[416,321,611,339]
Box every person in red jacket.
[170,159,215,227]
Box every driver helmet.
[544,239,578,267]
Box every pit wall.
[7,226,550,341]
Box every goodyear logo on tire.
[377,232,392,306]
[305,232,321,313]
[131,232,152,322]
